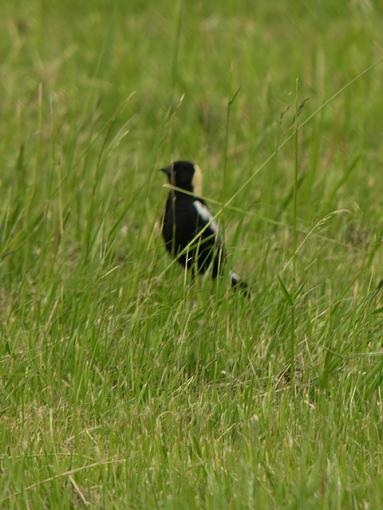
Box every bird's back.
[162,192,223,274]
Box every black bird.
[160,160,248,292]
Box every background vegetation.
[0,0,382,507]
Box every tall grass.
[0,0,383,508]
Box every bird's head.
[160,160,202,196]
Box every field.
[1,0,383,508]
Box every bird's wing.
[192,199,220,238]
[192,199,226,278]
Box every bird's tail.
[230,271,250,296]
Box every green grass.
[1,0,383,508]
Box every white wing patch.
[193,200,219,233]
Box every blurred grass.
[0,0,383,508]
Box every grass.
[1,0,383,508]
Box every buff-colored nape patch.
[192,164,203,196]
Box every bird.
[160,160,248,293]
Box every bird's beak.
[159,166,172,178]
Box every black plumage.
[160,160,248,292]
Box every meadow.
[0,0,383,508]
